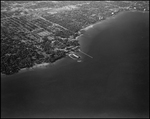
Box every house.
[37,30,52,37]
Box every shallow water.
[1,11,149,118]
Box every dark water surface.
[1,11,149,118]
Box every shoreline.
[79,10,149,32]
[1,10,149,77]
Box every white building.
[37,30,52,37]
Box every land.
[1,1,149,75]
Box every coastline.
[1,10,149,77]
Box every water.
[1,11,149,118]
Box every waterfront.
[1,11,149,118]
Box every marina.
[67,49,93,62]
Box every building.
[37,30,52,37]
[68,53,81,60]
[47,36,54,41]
